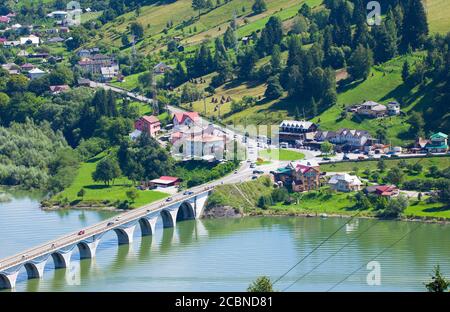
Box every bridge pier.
[114,225,136,245]
[139,215,158,236]
[0,271,19,289]
[52,250,73,269]
[24,260,47,279]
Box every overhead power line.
[273,211,363,286]
[327,223,423,292]
[282,220,380,292]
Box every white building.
[28,68,47,80]
[182,134,226,161]
[328,174,363,192]
[329,129,372,149]
[387,102,401,116]
[20,35,40,46]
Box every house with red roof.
[173,112,200,128]
[364,185,399,197]
[148,176,181,188]
[0,16,11,24]
[272,160,321,192]
[134,115,161,137]
[20,63,35,72]
[50,85,70,94]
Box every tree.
[121,34,130,47]
[126,187,139,203]
[192,0,206,18]
[270,45,282,74]
[77,188,86,198]
[402,60,411,84]
[425,265,450,292]
[409,111,425,138]
[92,157,122,185]
[247,276,274,292]
[223,26,237,50]
[252,0,267,15]
[401,0,429,51]
[130,22,144,39]
[321,141,333,155]
[7,75,29,93]
[377,159,386,172]
[264,75,283,100]
[348,45,373,81]
[382,194,409,218]
[386,167,405,185]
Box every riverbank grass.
[51,153,168,208]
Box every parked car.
[183,191,193,195]
[343,154,350,160]
[252,175,258,180]
[166,197,173,202]
[250,163,256,168]
[234,170,238,174]
[322,157,331,161]
[107,222,114,227]
[78,230,85,235]
[253,170,264,174]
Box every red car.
[78,230,85,235]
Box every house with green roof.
[426,132,448,153]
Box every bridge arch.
[138,218,153,236]
[51,251,72,269]
[77,241,96,259]
[176,201,195,222]
[160,210,175,228]
[113,226,136,245]
[0,273,12,289]
[24,262,45,279]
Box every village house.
[100,65,120,81]
[20,63,35,72]
[19,35,40,46]
[1,63,20,75]
[3,40,20,48]
[50,85,70,94]
[364,185,399,198]
[147,176,181,189]
[78,54,116,77]
[328,128,373,151]
[278,120,318,145]
[357,101,387,118]
[181,133,226,162]
[47,36,65,44]
[426,132,449,153]
[328,173,363,192]
[134,115,161,138]
[173,112,200,128]
[47,11,68,20]
[272,160,321,192]
[153,62,172,75]
[0,16,11,24]
[387,101,401,116]
[28,68,47,80]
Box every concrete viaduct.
[0,188,211,289]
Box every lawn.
[427,0,450,33]
[321,156,450,174]
[259,149,305,161]
[52,152,168,208]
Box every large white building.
[328,173,363,192]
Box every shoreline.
[204,206,450,225]
[42,202,450,225]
